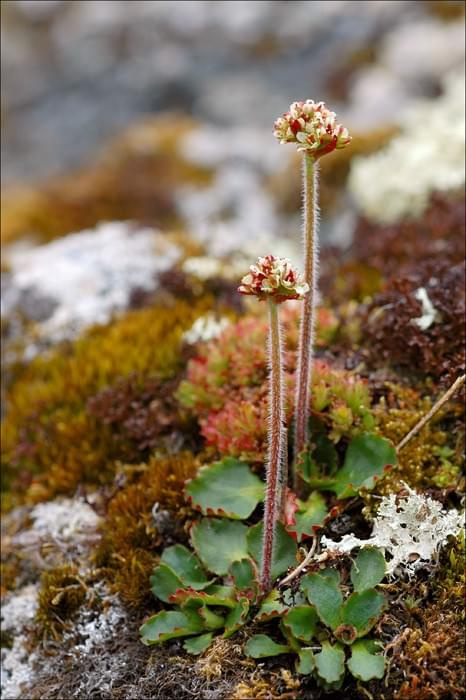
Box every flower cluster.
[238,255,309,303]
[274,100,351,157]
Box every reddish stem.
[260,299,285,592]
[293,154,319,491]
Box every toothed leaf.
[191,518,249,575]
[244,634,290,658]
[341,589,386,636]
[286,491,327,542]
[183,632,214,655]
[301,569,343,630]
[332,433,396,498]
[150,563,185,603]
[347,640,385,681]
[228,558,259,600]
[223,598,250,638]
[169,585,237,609]
[161,545,213,589]
[296,647,316,675]
[314,641,345,685]
[255,589,290,622]
[185,458,264,519]
[150,545,214,603]
[350,547,386,592]
[282,605,318,642]
[140,609,203,645]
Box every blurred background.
[2,0,465,182]
[1,0,465,348]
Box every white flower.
[274,100,351,157]
[238,255,309,303]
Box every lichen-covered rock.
[2,222,181,345]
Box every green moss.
[35,565,87,640]
[1,298,212,507]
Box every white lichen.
[1,585,39,700]
[14,498,101,548]
[411,287,441,331]
[182,314,230,345]
[182,256,224,280]
[66,584,127,657]
[321,485,464,576]
[2,222,180,344]
[348,71,465,224]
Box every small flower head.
[238,255,309,303]
[274,100,351,158]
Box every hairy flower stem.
[293,154,319,491]
[278,429,288,522]
[260,299,285,593]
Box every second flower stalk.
[239,255,308,591]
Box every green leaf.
[341,589,386,636]
[169,585,237,609]
[347,640,385,681]
[282,605,318,642]
[296,647,316,675]
[196,605,225,630]
[333,433,396,499]
[301,570,343,630]
[150,563,185,603]
[287,491,328,542]
[350,547,386,592]
[314,641,345,685]
[151,545,214,602]
[247,522,297,581]
[183,632,214,655]
[255,589,290,622]
[191,518,249,575]
[313,433,339,474]
[228,558,258,600]
[223,598,250,638]
[185,458,264,519]
[279,619,301,653]
[140,609,203,646]
[161,545,213,589]
[296,433,338,488]
[244,634,290,658]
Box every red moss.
[87,373,196,461]
[362,260,465,384]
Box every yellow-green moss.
[35,565,87,640]
[1,116,213,246]
[1,298,212,508]
[433,530,465,601]
[371,383,463,496]
[95,452,201,608]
